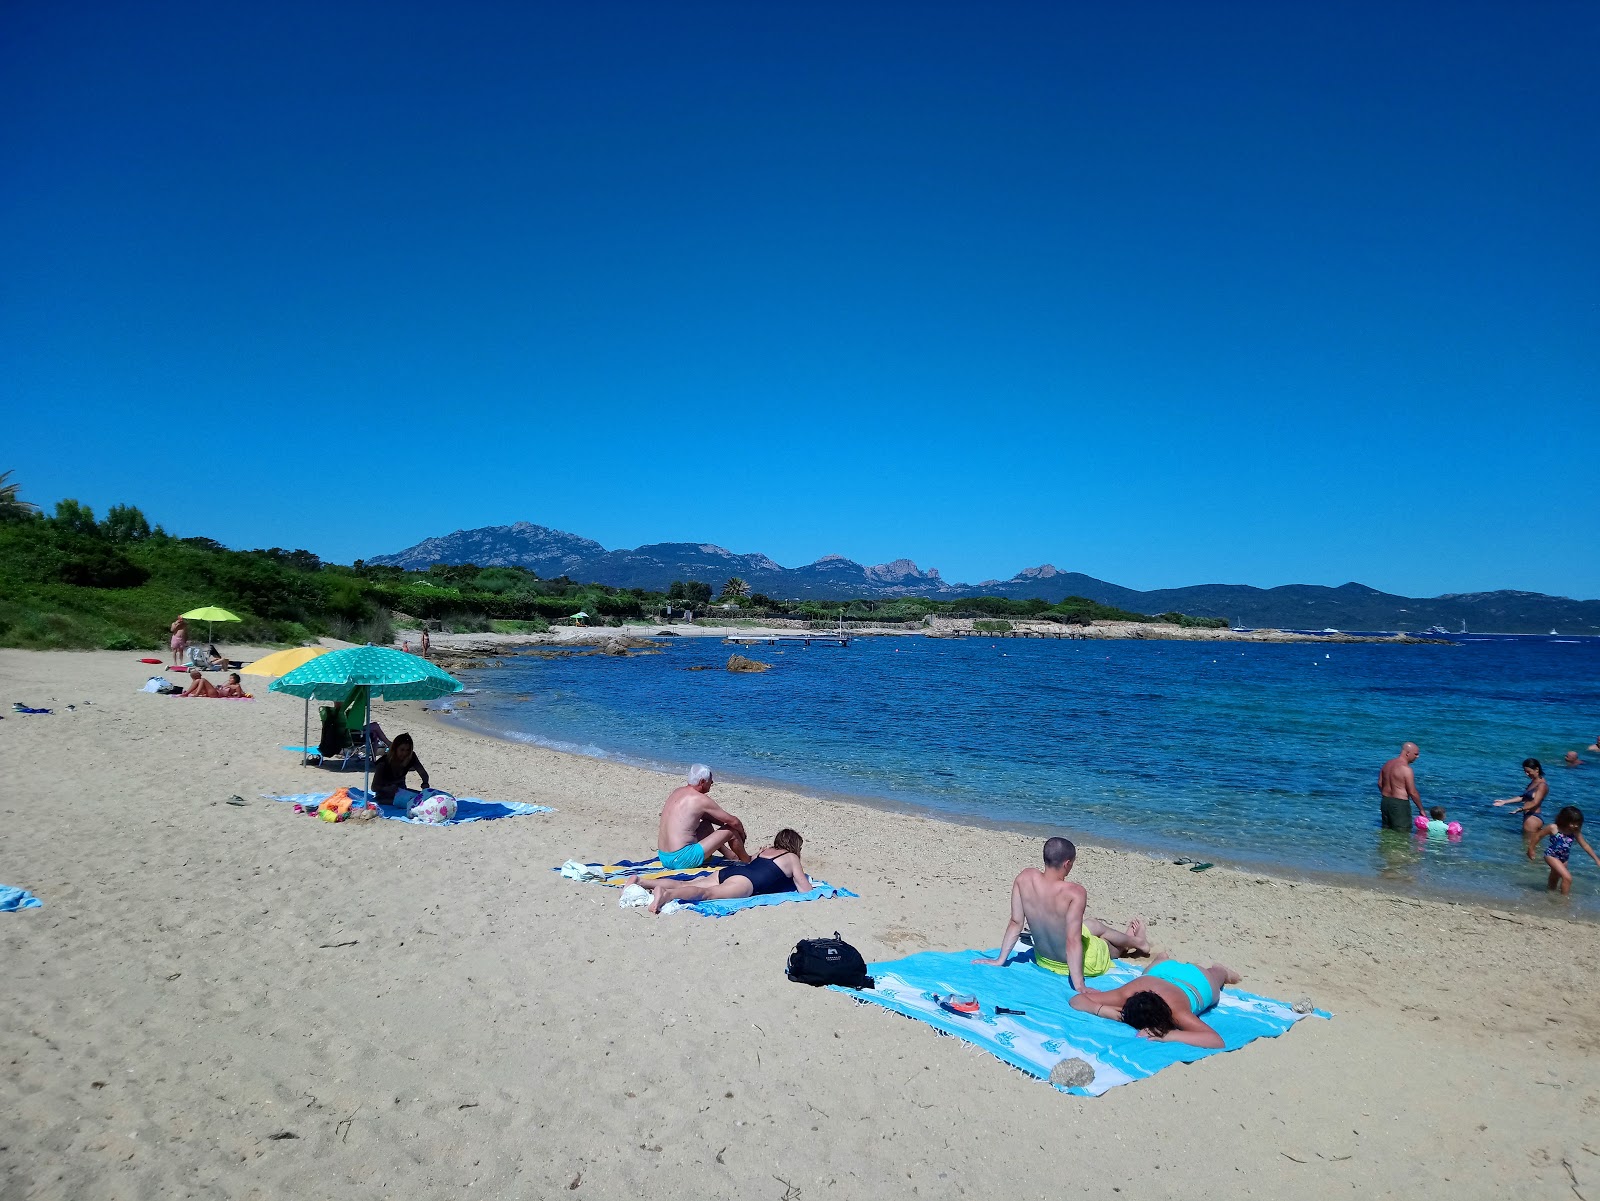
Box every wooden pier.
[723,634,851,647]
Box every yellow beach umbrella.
[179,606,242,643]
[240,644,331,766]
[240,646,330,677]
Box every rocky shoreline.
[398,619,1437,662]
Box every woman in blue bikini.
[1492,758,1549,857]
[1069,953,1242,1048]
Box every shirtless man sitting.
[972,836,1152,992]
[655,764,750,870]
[180,669,221,698]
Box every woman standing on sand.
[1493,758,1549,857]
[169,616,188,666]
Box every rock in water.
[726,654,772,673]
[1049,1058,1095,1089]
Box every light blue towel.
[1,885,43,911]
[266,791,553,826]
[835,948,1328,1096]
[552,856,857,917]
[673,882,857,918]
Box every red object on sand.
[139,658,162,664]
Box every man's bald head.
[1401,742,1420,762]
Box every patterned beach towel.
[836,948,1328,1096]
[266,791,553,826]
[1,885,43,911]
[555,856,858,917]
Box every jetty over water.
[724,634,851,647]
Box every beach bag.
[405,789,457,825]
[786,932,873,989]
[318,788,356,822]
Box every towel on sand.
[556,855,730,885]
[1,886,43,911]
[556,856,857,917]
[267,791,552,826]
[835,948,1328,1096]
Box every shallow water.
[448,635,1600,912]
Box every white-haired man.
[656,764,751,869]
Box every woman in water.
[629,828,813,914]
[1530,806,1599,895]
[1069,953,1242,1048]
[1493,758,1549,857]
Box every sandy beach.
[3,647,1598,1201]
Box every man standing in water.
[655,764,751,869]
[1378,742,1424,830]
[972,837,1152,992]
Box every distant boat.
[1321,627,1340,634]
[1423,625,1450,635]
[1550,629,1558,635]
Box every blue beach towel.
[1,885,43,911]
[671,881,857,918]
[836,948,1328,1096]
[555,856,858,917]
[266,791,553,826]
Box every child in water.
[1413,806,1462,839]
[1530,806,1600,895]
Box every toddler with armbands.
[1414,805,1463,839]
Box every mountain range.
[368,522,1600,634]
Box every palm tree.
[721,576,749,600]
[0,470,39,521]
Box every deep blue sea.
[444,634,1600,912]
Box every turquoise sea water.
[445,635,1600,912]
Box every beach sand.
[3,647,1598,1200]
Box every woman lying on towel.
[629,828,812,914]
[1068,953,1242,1049]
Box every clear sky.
[4,2,1596,598]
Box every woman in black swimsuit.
[1492,758,1548,856]
[632,829,812,914]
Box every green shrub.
[102,631,139,651]
[974,619,1012,633]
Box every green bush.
[974,619,1012,633]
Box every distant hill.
[368,522,1600,634]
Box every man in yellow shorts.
[972,837,1153,992]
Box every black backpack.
[786,932,874,989]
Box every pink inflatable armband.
[1413,814,1429,832]
[1447,822,1463,837]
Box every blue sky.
[4,2,1596,597]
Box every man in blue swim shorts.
[656,764,751,869]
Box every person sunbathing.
[654,763,750,869]
[371,733,430,806]
[629,828,811,914]
[971,836,1152,990]
[215,672,248,698]
[180,669,221,698]
[1069,952,1242,1048]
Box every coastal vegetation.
[0,478,1224,649]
